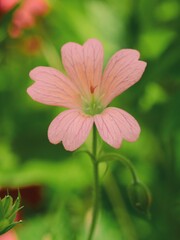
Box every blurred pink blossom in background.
[0,231,18,240]
[0,0,49,38]
[10,0,49,37]
[27,39,147,151]
[0,0,19,13]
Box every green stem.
[98,153,139,184]
[92,124,97,158]
[87,125,100,240]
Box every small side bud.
[128,182,151,216]
[0,193,23,235]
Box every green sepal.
[8,195,23,222]
[0,192,23,235]
[2,195,13,218]
[0,220,22,235]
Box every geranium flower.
[27,39,146,151]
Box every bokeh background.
[0,0,180,239]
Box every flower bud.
[0,194,23,235]
[128,182,151,216]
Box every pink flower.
[9,0,49,38]
[27,39,146,151]
[0,0,19,13]
[22,0,49,16]
[0,230,18,240]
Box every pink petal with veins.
[101,49,147,106]
[27,66,81,109]
[61,39,104,99]
[48,109,93,151]
[94,107,140,148]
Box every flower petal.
[27,66,81,108]
[48,109,93,151]
[94,107,140,148]
[101,49,147,106]
[61,39,104,99]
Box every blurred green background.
[0,0,180,239]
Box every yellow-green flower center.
[83,95,104,116]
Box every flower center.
[83,87,104,116]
